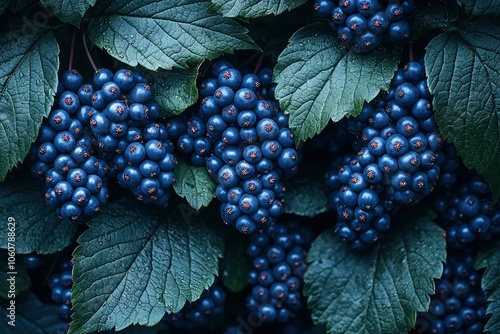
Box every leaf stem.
[69,29,77,70]
[82,33,98,72]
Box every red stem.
[408,43,414,62]
[82,33,98,72]
[68,29,77,70]
[253,49,267,75]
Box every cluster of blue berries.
[31,67,176,220]
[163,282,226,330]
[168,60,300,234]
[246,220,312,323]
[314,0,415,53]
[47,258,74,333]
[432,173,500,249]
[326,59,444,249]
[415,249,490,333]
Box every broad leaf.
[0,250,30,299]
[220,234,251,293]
[173,159,216,210]
[0,291,62,333]
[69,198,223,333]
[475,241,500,332]
[274,23,401,143]
[149,66,199,117]
[457,0,500,18]
[0,19,59,181]
[425,19,500,200]
[40,0,96,26]
[304,208,446,334]
[0,176,78,254]
[284,162,328,217]
[87,0,259,71]
[209,0,307,18]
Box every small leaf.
[39,0,96,26]
[209,0,307,18]
[425,19,500,200]
[173,159,216,210]
[475,241,500,332]
[0,291,62,333]
[457,0,500,18]
[149,65,199,117]
[0,19,59,180]
[69,197,223,333]
[87,0,259,71]
[220,234,251,293]
[283,162,329,217]
[304,207,446,334]
[0,176,78,254]
[274,23,401,143]
[0,250,30,299]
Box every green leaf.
[0,291,62,333]
[87,0,259,71]
[0,176,78,254]
[69,197,223,334]
[220,234,251,293]
[274,23,401,143]
[304,207,446,334]
[149,65,199,117]
[173,159,216,210]
[0,250,30,299]
[457,0,500,18]
[425,19,500,200]
[475,241,500,332]
[283,162,328,217]
[0,19,59,181]
[209,0,307,18]
[39,0,96,26]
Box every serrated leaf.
[69,197,223,334]
[39,0,96,26]
[284,162,328,217]
[149,65,199,117]
[0,291,62,333]
[0,20,59,181]
[304,207,446,334]
[475,241,500,332]
[0,250,30,299]
[274,23,401,143]
[209,0,307,18]
[87,0,259,71]
[173,159,216,210]
[457,0,500,18]
[425,19,500,200]
[0,176,78,254]
[220,234,251,293]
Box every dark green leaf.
[283,162,328,217]
[410,0,455,39]
[87,0,259,71]
[149,65,199,117]
[274,23,401,143]
[220,234,251,293]
[209,0,307,18]
[0,0,13,15]
[475,241,500,332]
[0,250,30,299]
[0,19,59,181]
[173,159,216,210]
[39,0,96,26]
[304,207,446,334]
[425,19,500,200]
[69,198,223,333]
[0,291,62,333]
[0,176,78,254]
[457,0,500,18]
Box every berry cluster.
[48,258,74,332]
[163,282,226,330]
[433,174,500,249]
[415,249,490,333]
[168,61,300,234]
[325,59,444,249]
[31,67,176,220]
[314,0,415,53]
[246,220,312,323]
